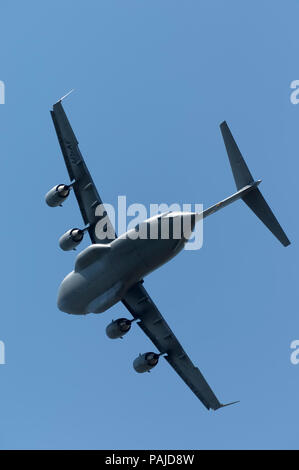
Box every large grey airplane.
[46,95,290,411]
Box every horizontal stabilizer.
[242,188,290,247]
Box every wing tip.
[220,120,228,129]
[218,400,240,409]
[54,89,75,106]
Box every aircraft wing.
[122,282,237,410]
[50,98,116,244]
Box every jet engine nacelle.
[133,352,160,373]
[59,228,84,251]
[45,184,70,207]
[106,318,132,339]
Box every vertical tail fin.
[220,121,254,190]
[220,121,290,247]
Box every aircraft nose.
[57,272,86,315]
[57,278,71,313]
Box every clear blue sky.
[0,0,298,450]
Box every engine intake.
[106,318,132,339]
[59,228,84,251]
[133,352,160,373]
[45,184,71,207]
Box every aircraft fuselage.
[57,212,197,314]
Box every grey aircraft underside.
[46,94,290,411]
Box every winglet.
[56,89,75,104]
[219,400,240,409]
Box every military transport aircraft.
[46,93,290,411]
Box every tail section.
[220,121,290,247]
[220,121,254,190]
[242,189,290,247]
